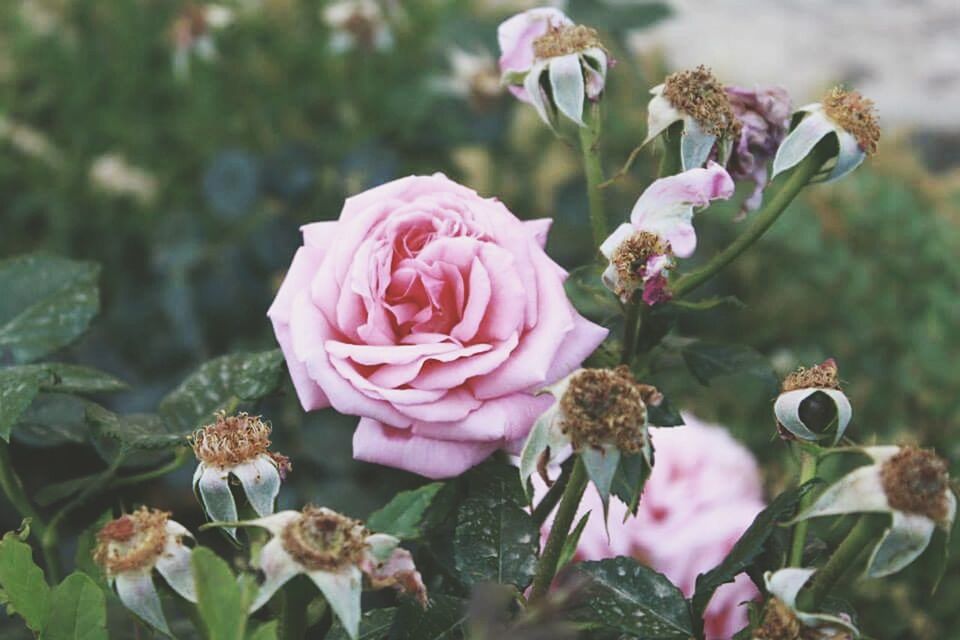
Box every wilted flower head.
[242,506,426,639]
[724,86,792,215]
[520,366,659,502]
[774,359,851,445]
[645,66,742,170]
[93,507,196,634]
[498,8,608,127]
[322,0,393,53]
[794,446,956,577]
[600,162,734,304]
[772,86,879,183]
[191,412,290,537]
[755,569,859,639]
[435,48,503,111]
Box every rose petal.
[412,391,554,443]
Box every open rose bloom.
[268,174,607,478]
[536,416,766,639]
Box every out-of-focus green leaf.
[392,596,465,640]
[86,404,186,450]
[193,547,254,640]
[13,393,93,448]
[367,483,445,540]
[40,572,107,640]
[0,367,46,441]
[680,340,775,387]
[0,531,51,633]
[0,254,99,364]
[564,264,621,323]
[646,395,685,427]
[326,608,397,640]
[610,452,652,516]
[245,621,278,640]
[158,350,284,432]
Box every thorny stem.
[529,457,588,601]
[789,449,820,566]
[800,515,881,610]
[579,102,608,249]
[671,138,836,299]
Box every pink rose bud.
[268,174,608,479]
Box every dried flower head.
[533,24,602,59]
[662,66,741,138]
[822,87,880,156]
[610,231,672,300]
[881,446,951,524]
[191,411,273,467]
[281,506,368,572]
[781,359,841,392]
[560,366,654,453]
[755,597,802,640]
[94,507,171,575]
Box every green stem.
[531,463,572,527]
[0,441,57,575]
[671,139,834,299]
[621,299,641,364]
[789,450,819,566]
[800,515,879,609]
[529,457,588,601]
[578,102,607,249]
[112,447,191,488]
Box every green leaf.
[86,404,187,450]
[192,547,254,640]
[392,596,465,640]
[13,393,93,448]
[246,621,278,640]
[0,366,46,441]
[610,452,652,517]
[0,254,100,364]
[463,458,527,508]
[453,493,538,589]
[158,350,284,432]
[558,512,591,571]
[564,265,621,323]
[74,511,112,583]
[646,395,684,427]
[690,481,821,635]
[326,607,397,640]
[569,557,693,638]
[33,364,126,394]
[0,531,52,632]
[40,572,107,640]
[367,483,445,539]
[680,340,775,387]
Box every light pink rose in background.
[268,173,607,479]
[537,415,765,639]
[497,7,572,102]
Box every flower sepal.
[774,359,851,445]
[754,568,860,639]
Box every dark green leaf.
[690,481,821,635]
[13,393,92,448]
[246,621,278,640]
[35,472,100,507]
[0,531,51,632]
[192,547,254,640]
[680,341,775,387]
[569,557,693,638]
[326,607,397,640]
[453,493,538,589]
[40,572,107,640]
[392,596,465,640]
[462,458,526,508]
[86,404,188,450]
[646,396,684,427]
[558,513,591,571]
[0,367,46,441]
[74,512,113,583]
[0,254,100,364]
[564,265,621,323]
[610,452,652,516]
[367,483,445,539]
[158,350,283,432]
[33,364,126,394]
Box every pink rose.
[537,415,764,639]
[497,7,573,102]
[268,174,607,479]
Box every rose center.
[93,508,169,575]
[533,24,601,59]
[281,507,366,571]
[560,366,652,453]
[611,231,671,298]
[881,447,950,523]
[662,65,741,138]
[822,87,880,156]
[190,412,272,467]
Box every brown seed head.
[93,507,171,575]
[190,412,274,468]
[560,366,652,453]
[662,65,741,138]
[754,597,802,640]
[281,506,368,572]
[781,359,841,392]
[533,24,602,59]
[881,447,951,524]
[822,87,880,156]
[611,231,672,299]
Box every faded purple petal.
[725,86,791,213]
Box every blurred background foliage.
[1,0,958,638]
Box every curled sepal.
[792,465,891,522]
[114,573,169,635]
[866,511,937,578]
[518,403,573,498]
[581,445,621,508]
[308,567,363,640]
[679,118,717,171]
[774,388,851,445]
[763,568,861,637]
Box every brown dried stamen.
[662,65,741,138]
[611,231,671,299]
[822,87,880,156]
[281,507,368,572]
[93,507,170,575]
[754,597,802,640]
[190,412,274,467]
[881,447,950,523]
[533,24,602,59]
[560,366,652,453]
[781,359,841,392]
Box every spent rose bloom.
[536,415,765,639]
[268,174,607,479]
[498,7,572,102]
[724,86,791,215]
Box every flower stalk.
[579,102,607,249]
[671,137,835,299]
[800,515,880,609]
[529,456,588,600]
[789,449,820,566]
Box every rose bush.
[268,173,607,478]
